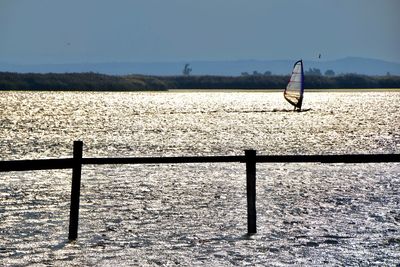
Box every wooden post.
[245,149,257,235]
[68,141,83,241]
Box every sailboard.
[284,60,304,111]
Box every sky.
[1,0,399,64]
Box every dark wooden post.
[68,141,83,241]
[245,149,257,235]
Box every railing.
[1,141,399,241]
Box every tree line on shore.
[1,71,400,91]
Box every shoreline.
[2,72,400,91]
[168,88,400,93]
[1,88,399,93]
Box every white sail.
[284,60,304,110]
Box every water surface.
[1,91,399,266]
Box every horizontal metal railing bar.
[82,155,245,165]
[256,154,400,163]
[0,158,74,172]
[85,154,400,165]
[1,154,399,172]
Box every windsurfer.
[294,97,303,111]
[284,60,304,112]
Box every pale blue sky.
[1,0,399,64]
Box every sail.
[284,60,304,109]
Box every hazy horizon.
[1,0,399,64]
[3,56,400,66]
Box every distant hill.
[1,57,399,76]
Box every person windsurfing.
[284,60,304,112]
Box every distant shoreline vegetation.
[1,72,400,91]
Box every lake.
[1,91,399,266]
